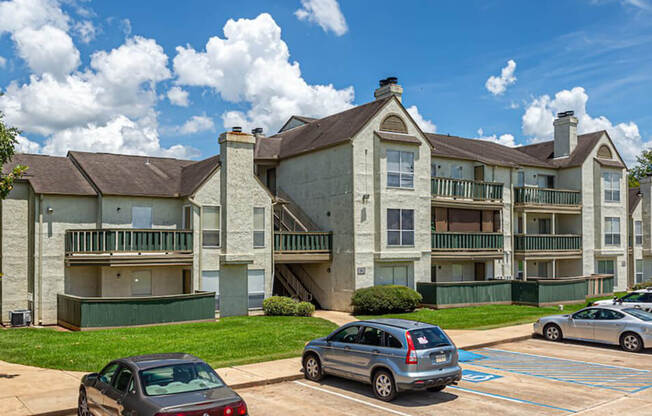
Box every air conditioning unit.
[9,309,31,327]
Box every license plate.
[435,354,446,363]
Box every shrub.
[295,301,315,317]
[263,296,298,316]
[633,281,652,290]
[351,285,422,315]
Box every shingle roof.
[3,154,97,196]
[261,97,392,160]
[514,131,619,168]
[629,187,641,215]
[375,131,422,145]
[179,154,221,196]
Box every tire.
[78,388,91,416]
[303,354,324,381]
[427,385,446,393]
[621,332,643,353]
[372,369,397,402]
[543,324,563,342]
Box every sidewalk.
[1,322,533,416]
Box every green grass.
[356,293,626,330]
[0,316,337,372]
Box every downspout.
[187,197,202,291]
[38,194,43,324]
[510,167,515,280]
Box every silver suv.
[302,319,462,401]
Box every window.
[330,326,360,343]
[538,218,551,234]
[140,363,224,397]
[99,363,120,385]
[387,209,414,246]
[202,206,220,248]
[597,145,613,159]
[132,206,152,229]
[636,260,644,283]
[597,260,615,275]
[387,150,414,188]
[597,309,624,320]
[131,270,152,296]
[376,266,408,286]
[572,309,599,320]
[359,327,384,346]
[517,171,525,187]
[603,172,620,202]
[408,328,450,350]
[451,165,463,179]
[380,115,408,133]
[431,162,437,178]
[386,333,403,349]
[636,221,643,245]
[182,205,192,229]
[113,367,133,393]
[537,175,554,189]
[254,207,265,248]
[604,217,620,246]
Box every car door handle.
[344,345,351,350]
[372,350,381,354]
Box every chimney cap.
[386,76,398,85]
[379,78,389,87]
[557,110,575,119]
[252,127,263,135]
[231,126,242,133]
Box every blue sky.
[0,0,651,165]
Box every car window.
[113,367,133,393]
[408,327,450,350]
[597,309,624,320]
[641,293,652,302]
[572,309,599,320]
[330,326,360,343]
[386,333,403,349]
[622,293,645,302]
[99,363,120,385]
[140,362,224,397]
[359,327,384,346]
[624,308,652,321]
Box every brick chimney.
[374,76,403,102]
[554,111,578,158]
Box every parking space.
[237,339,652,415]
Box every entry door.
[201,271,219,310]
[474,263,485,281]
[376,266,408,286]
[182,270,191,294]
[131,271,152,296]
[474,165,485,182]
[452,264,463,281]
[248,270,265,309]
[537,262,548,278]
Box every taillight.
[405,332,418,365]
[225,402,247,416]
[237,401,247,415]
[224,407,233,416]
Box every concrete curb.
[458,334,533,350]
[33,409,77,416]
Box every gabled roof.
[629,187,641,215]
[260,97,392,160]
[3,154,97,196]
[179,154,221,197]
[277,115,318,133]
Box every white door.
[248,270,265,309]
[393,266,408,286]
[452,264,463,281]
[201,271,219,310]
[132,206,152,229]
[131,271,152,296]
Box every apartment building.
[0,77,640,326]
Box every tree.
[0,95,28,199]
[628,149,652,188]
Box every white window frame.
[635,220,643,245]
[387,150,414,189]
[604,217,621,246]
[636,259,643,283]
[202,206,220,248]
[387,208,414,247]
[253,207,265,248]
[603,172,620,202]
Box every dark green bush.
[295,301,315,317]
[633,281,652,290]
[263,296,298,316]
[351,285,422,315]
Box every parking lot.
[237,339,652,415]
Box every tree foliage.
[628,149,652,188]
[0,96,27,199]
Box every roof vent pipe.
[252,127,263,135]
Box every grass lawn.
[356,293,626,330]
[0,316,337,372]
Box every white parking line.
[293,381,414,416]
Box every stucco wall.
[101,196,183,229]
[99,266,185,297]
[431,260,494,282]
[66,265,100,296]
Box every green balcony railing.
[274,232,332,253]
[431,232,503,250]
[431,177,503,201]
[514,187,581,206]
[514,234,582,251]
[65,229,193,254]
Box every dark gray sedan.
[78,353,247,416]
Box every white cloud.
[74,20,96,43]
[475,132,517,147]
[15,134,42,153]
[485,59,517,96]
[0,0,69,33]
[406,105,437,133]
[173,13,354,133]
[13,25,80,78]
[295,0,348,36]
[0,56,6,68]
[178,115,215,135]
[521,86,646,166]
[167,86,190,107]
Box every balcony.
[514,187,581,211]
[65,229,193,265]
[274,231,332,263]
[431,232,503,259]
[514,234,582,256]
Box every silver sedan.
[533,306,652,352]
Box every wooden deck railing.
[431,232,503,250]
[274,232,332,252]
[65,229,193,254]
[514,187,581,206]
[431,177,503,201]
[514,234,582,251]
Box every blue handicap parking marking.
[458,349,486,363]
[462,369,502,383]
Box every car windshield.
[621,292,646,302]
[623,308,652,322]
[140,362,224,396]
[409,327,450,350]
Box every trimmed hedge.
[351,285,422,315]
[633,281,652,290]
[262,296,315,317]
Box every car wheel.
[303,354,324,381]
[621,333,643,353]
[544,324,562,342]
[372,370,397,402]
[427,385,446,393]
[78,388,90,416]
